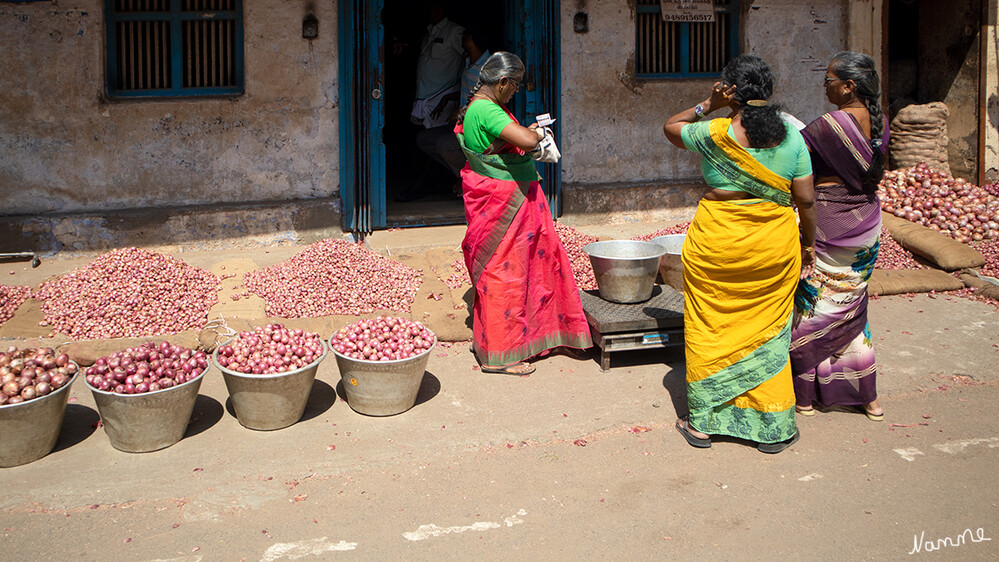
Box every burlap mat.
[882,212,986,271]
[958,272,999,301]
[869,269,964,296]
[1,248,476,362]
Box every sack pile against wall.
[889,102,952,176]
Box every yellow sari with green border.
[681,119,800,444]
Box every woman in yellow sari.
[663,55,817,453]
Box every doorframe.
[337,0,386,235]
[338,0,562,234]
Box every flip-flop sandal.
[675,418,711,448]
[795,405,816,416]
[480,362,536,376]
[860,406,884,422]
[758,430,800,454]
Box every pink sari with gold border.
[455,110,592,368]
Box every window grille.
[636,0,738,78]
[106,0,244,97]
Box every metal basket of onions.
[85,341,210,453]
[212,324,328,431]
[329,316,436,417]
[0,348,79,467]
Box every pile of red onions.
[878,163,999,244]
[0,285,31,328]
[634,222,692,241]
[875,226,923,270]
[216,324,324,374]
[243,239,423,317]
[1,347,77,406]
[33,247,219,339]
[330,316,435,361]
[554,223,600,291]
[982,181,999,198]
[85,341,207,394]
[976,240,999,278]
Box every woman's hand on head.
[709,81,737,111]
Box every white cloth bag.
[530,127,561,163]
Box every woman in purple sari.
[791,52,889,421]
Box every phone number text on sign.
[661,0,716,23]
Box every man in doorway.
[412,26,491,198]
[396,0,466,202]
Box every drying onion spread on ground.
[554,223,599,291]
[1,347,77,406]
[33,248,219,340]
[444,259,471,290]
[878,163,999,244]
[330,316,435,361]
[244,239,422,317]
[0,285,31,328]
[85,341,207,394]
[875,226,923,270]
[216,324,324,374]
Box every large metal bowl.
[330,337,435,417]
[88,365,208,453]
[213,341,327,431]
[0,366,78,467]
[582,240,668,304]
[651,234,687,293]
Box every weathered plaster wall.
[559,0,847,224]
[845,0,883,63]
[741,0,847,122]
[0,1,340,218]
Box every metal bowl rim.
[582,240,668,260]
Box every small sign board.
[661,0,716,23]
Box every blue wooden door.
[506,0,562,219]
[338,0,386,234]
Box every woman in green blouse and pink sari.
[454,52,592,376]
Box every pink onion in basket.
[85,342,207,394]
[216,323,324,374]
[330,316,435,361]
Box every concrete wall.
[0,1,340,220]
[559,0,848,224]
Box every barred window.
[636,0,739,78]
[105,0,244,98]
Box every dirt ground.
[1,226,999,561]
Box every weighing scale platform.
[579,285,684,372]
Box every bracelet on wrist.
[694,104,707,119]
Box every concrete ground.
[2,225,999,561]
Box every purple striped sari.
[790,111,888,409]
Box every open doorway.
[886,0,982,180]
[382,0,507,227]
